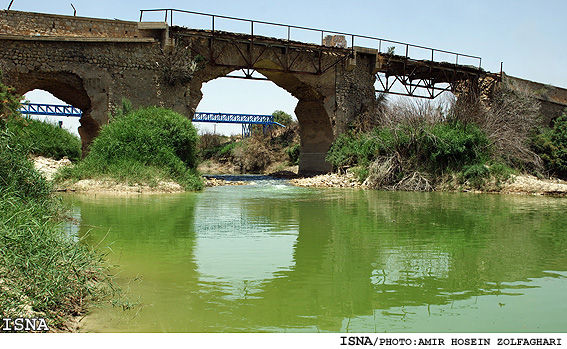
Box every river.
[60,177,567,333]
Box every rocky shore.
[290,172,363,188]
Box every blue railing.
[193,112,285,137]
[19,104,284,137]
[193,112,284,126]
[19,103,83,117]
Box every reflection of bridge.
[19,103,283,137]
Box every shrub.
[326,130,382,171]
[232,135,274,172]
[6,117,81,161]
[421,121,490,173]
[286,143,300,165]
[462,164,490,188]
[57,105,203,190]
[327,121,489,177]
[531,112,567,178]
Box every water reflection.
[63,185,567,333]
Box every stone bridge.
[1,10,565,174]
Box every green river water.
[61,177,567,333]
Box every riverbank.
[291,171,567,196]
[37,156,567,196]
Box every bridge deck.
[143,8,499,98]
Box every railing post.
[212,15,215,32]
[139,10,143,22]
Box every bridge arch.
[9,70,99,156]
[190,59,336,174]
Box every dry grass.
[450,80,543,171]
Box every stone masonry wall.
[0,10,142,38]
[334,52,377,135]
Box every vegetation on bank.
[0,131,113,329]
[5,116,81,161]
[198,110,300,173]
[532,113,567,178]
[326,83,563,191]
[0,79,112,330]
[55,101,203,191]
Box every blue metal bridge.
[19,103,83,117]
[19,103,284,137]
[192,112,285,137]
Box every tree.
[272,110,293,126]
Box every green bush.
[6,117,81,161]
[532,112,567,177]
[459,162,515,189]
[327,121,490,176]
[58,105,203,190]
[326,130,382,170]
[286,143,300,165]
[421,122,490,173]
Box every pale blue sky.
[11,0,567,135]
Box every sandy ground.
[32,155,72,181]
[33,156,184,194]
[33,156,567,196]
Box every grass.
[5,116,81,161]
[0,129,113,330]
[55,104,203,191]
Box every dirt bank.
[33,156,567,196]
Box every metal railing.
[193,112,284,127]
[139,8,482,69]
[192,112,285,138]
[19,103,82,117]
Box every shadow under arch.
[11,70,98,157]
